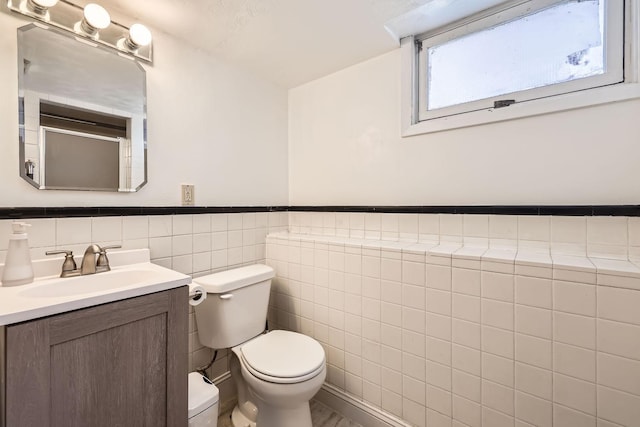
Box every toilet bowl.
[231,330,326,427]
[193,265,326,427]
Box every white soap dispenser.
[1,222,34,287]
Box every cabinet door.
[5,287,188,427]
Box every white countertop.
[0,248,191,325]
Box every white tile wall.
[551,216,586,256]
[0,211,288,377]
[5,210,640,426]
[288,212,640,264]
[270,211,640,427]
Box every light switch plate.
[181,185,194,206]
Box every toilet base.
[229,331,326,427]
[231,405,256,427]
[255,400,312,427]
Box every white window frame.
[401,0,640,136]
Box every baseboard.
[212,372,237,415]
[212,373,410,426]
[315,384,411,427]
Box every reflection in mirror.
[18,24,147,192]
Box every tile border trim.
[0,206,287,219]
[1,205,640,219]
[288,205,640,216]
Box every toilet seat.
[236,330,326,384]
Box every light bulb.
[129,24,152,47]
[118,23,152,52]
[74,3,110,38]
[83,3,110,30]
[24,0,58,17]
[31,0,57,7]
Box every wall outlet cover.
[181,184,194,206]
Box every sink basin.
[19,268,167,298]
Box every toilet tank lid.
[194,264,274,293]
[188,372,219,418]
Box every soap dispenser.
[1,222,34,287]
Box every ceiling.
[74,0,509,88]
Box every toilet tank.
[194,264,274,349]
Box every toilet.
[194,264,326,427]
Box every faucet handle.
[97,245,121,269]
[45,250,77,276]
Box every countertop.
[0,248,191,325]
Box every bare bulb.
[129,24,152,47]
[83,3,110,30]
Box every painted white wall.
[288,49,640,206]
[0,12,289,207]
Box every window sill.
[401,82,640,137]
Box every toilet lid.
[240,330,325,379]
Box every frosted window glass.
[427,0,604,110]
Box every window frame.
[401,0,640,136]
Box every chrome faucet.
[46,244,121,278]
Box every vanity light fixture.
[6,0,153,62]
[74,3,110,38]
[118,23,152,52]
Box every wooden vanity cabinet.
[1,286,188,427]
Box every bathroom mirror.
[17,24,147,192]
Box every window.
[401,0,640,135]
[38,101,129,191]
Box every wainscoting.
[5,209,640,426]
[266,212,640,427]
[0,211,288,382]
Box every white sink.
[19,268,168,298]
